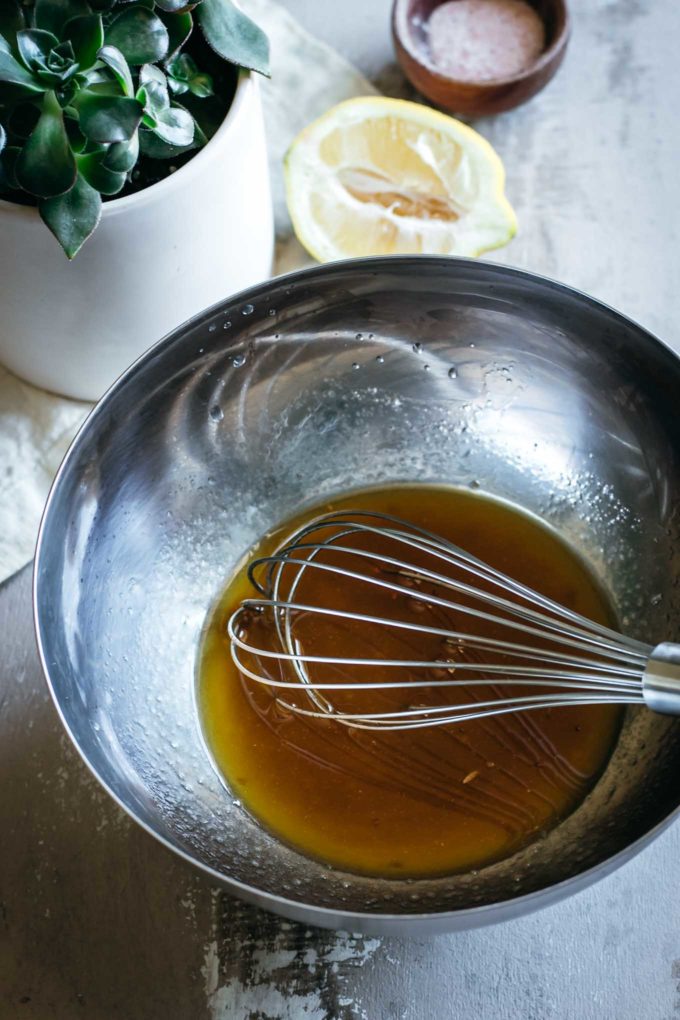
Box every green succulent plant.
[0,0,269,257]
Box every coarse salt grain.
[427,0,545,83]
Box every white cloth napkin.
[0,0,375,584]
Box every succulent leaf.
[161,10,192,60]
[0,36,44,92]
[77,150,127,194]
[0,3,26,55]
[15,90,76,197]
[155,0,195,13]
[139,62,169,109]
[187,71,211,97]
[74,90,144,142]
[18,31,82,89]
[167,51,213,97]
[102,131,139,171]
[64,112,87,152]
[34,0,92,37]
[106,7,170,65]
[139,123,196,158]
[191,114,208,147]
[63,14,105,70]
[197,0,270,77]
[97,44,134,96]
[152,103,193,145]
[17,30,60,70]
[56,76,79,106]
[40,170,102,258]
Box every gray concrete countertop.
[3,1,680,1017]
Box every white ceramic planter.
[0,71,273,401]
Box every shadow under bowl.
[392,0,571,117]
[34,256,680,935]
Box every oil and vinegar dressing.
[198,486,622,878]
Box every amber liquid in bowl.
[198,486,622,878]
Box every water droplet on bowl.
[412,342,422,354]
[209,405,224,422]
[352,362,360,370]
[448,366,458,379]
[208,324,217,333]
[268,308,276,316]
[242,303,254,316]
[232,353,246,368]
[376,355,385,364]
[355,332,363,340]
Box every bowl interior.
[35,258,680,929]
[395,0,569,81]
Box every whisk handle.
[643,643,680,716]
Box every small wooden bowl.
[392,0,570,117]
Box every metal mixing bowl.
[34,257,680,935]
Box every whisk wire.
[228,510,672,730]
[253,511,650,652]
[247,549,648,664]
[278,690,645,733]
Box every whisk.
[227,511,680,731]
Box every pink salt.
[427,0,545,82]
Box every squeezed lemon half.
[284,97,517,261]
